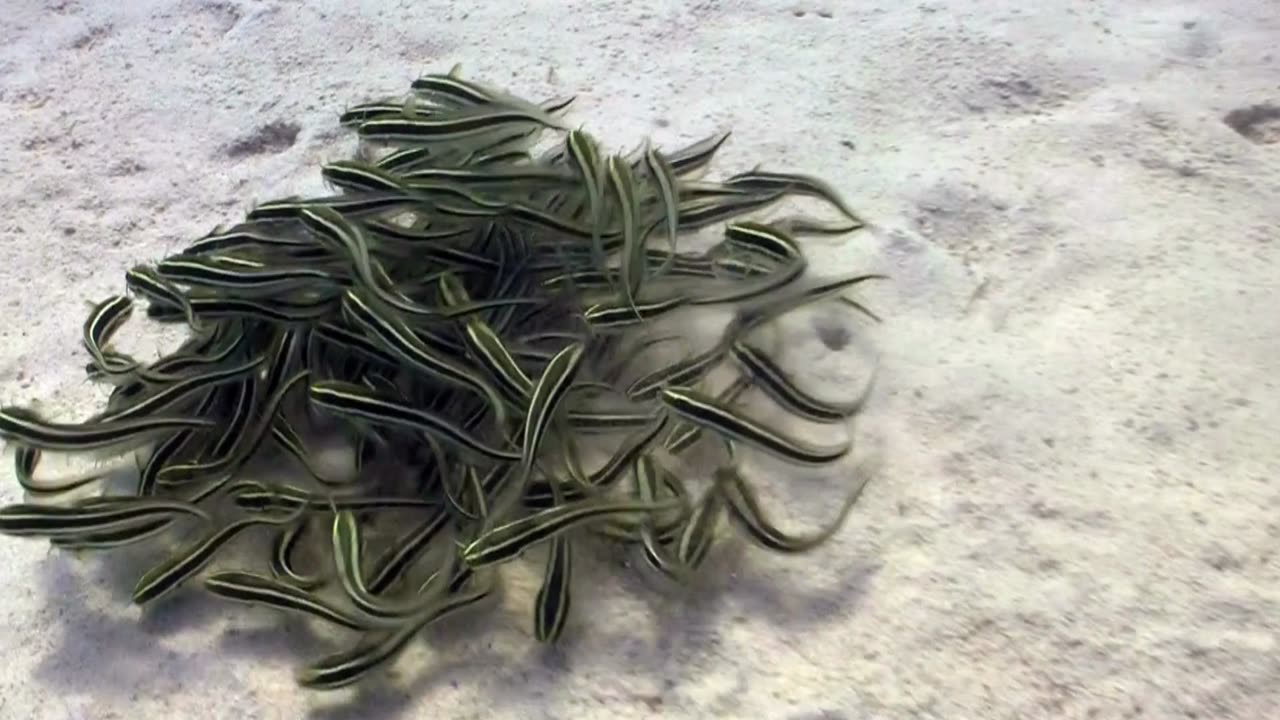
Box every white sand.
[2,0,1278,717]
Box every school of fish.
[0,65,885,691]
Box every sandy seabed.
[0,1,1278,718]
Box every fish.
[534,534,572,643]
[723,168,865,226]
[132,505,304,605]
[626,341,730,401]
[719,465,870,554]
[0,497,209,538]
[125,265,199,328]
[566,129,613,290]
[155,369,311,485]
[438,273,533,404]
[179,223,322,257]
[462,495,678,568]
[730,340,876,422]
[339,289,510,429]
[309,381,519,463]
[205,571,364,630]
[358,106,563,143]
[632,455,690,580]
[509,342,585,510]
[230,481,437,513]
[663,376,753,455]
[643,142,681,277]
[331,509,448,622]
[675,190,786,231]
[664,130,731,176]
[658,385,851,466]
[180,295,339,323]
[155,256,342,295]
[247,193,418,221]
[295,575,492,690]
[339,98,419,127]
[51,517,174,550]
[92,354,265,423]
[270,518,326,589]
[688,251,805,307]
[732,272,889,336]
[585,414,670,489]
[81,295,138,376]
[721,221,802,265]
[608,155,645,316]
[0,406,214,453]
[321,160,413,195]
[584,295,690,331]
[14,446,106,497]
[675,479,726,569]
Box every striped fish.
[658,386,851,466]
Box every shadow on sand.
[29,522,878,720]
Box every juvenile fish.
[156,256,343,295]
[664,130,731,177]
[534,534,572,643]
[82,295,138,376]
[0,406,213,452]
[723,168,865,226]
[462,495,678,568]
[295,576,492,690]
[205,571,364,630]
[0,497,208,538]
[331,510,449,623]
[608,155,645,315]
[132,506,303,605]
[658,386,851,466]
[309,381,519,463]
[719,465,870,554]
[730,341,876,423]
[358,106,563,143]
[508,342,585,511]
[584,295,690,331]
[643,142,681,277]
[339,289,510,429]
